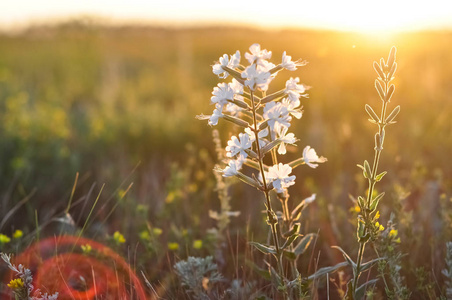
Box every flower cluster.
[199,43,326,195]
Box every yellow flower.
[193,240,203,249]
[0,233,11,244]
[375,222,384,232]
[12,230,23,239]
[113,231,126,244]
[8,278,24,290]
[81,244,92,254]
[152,228,163,236]
[139,230,151,241]
[168,242,179,251]
[389,229,398,238]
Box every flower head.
[275,125,297,155]
[263,102,292,134]
[281,51,306,71]
[241,64,272,91]
[265,163,296,193]
[285,77,308,104]
[211,82,235,107]
[245,43,272,66]
[113,231,126,244]
[212,50,241,79]
[226,133,252,159]
[302,146,327,168]
[222,159,243,177]
[208,104,223,126]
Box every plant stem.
[353,68,391,296]
[250,89,287,297]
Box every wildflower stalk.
[250,89,287,295]
[348,46,400,298]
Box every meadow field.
[0,21,451,299]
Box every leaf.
[355,278,379,300]
[345,280,354,300]
[269,265,282,288]
[260,89,285,104]
[385,84,395,102]
[388,62,397,80]
[282,223,300,238]
[375,79,385,101]
[387,46,397,68]
[360,257,386,273]
[281,234,299,250]
[365,104,380,124]
[369,192,385,213]
[249,242,276,255]
[283,250,296,260]
[331,246,356,275]
[245,259,271,280]
[364,160,372,180]
[373,62,384,79]
[385,105,400,124]
[221,66,245,85]
[294,233,317,256]
[375,171,387,182]
[307,261,348,281]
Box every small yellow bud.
[113,231,126,244]
[168,242,179,251]
[152,228,163,236]
[12,230,23,239]
[139,230,151,241]
[0,234,11,244]
[8,278,24,290]
[193,240,203,249]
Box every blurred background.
[1,1,452,297]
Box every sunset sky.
[1,0,452,32]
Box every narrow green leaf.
[282,223,300,238]
[385,84,395,102]
[375,79,385,101]
[345,280,354,300]
[249,242,277,255]
[281,234,299,250]
[370,192,385,212]
[385,105,400,124]
[375,171,387,182]
[283,250,297,260]
[245,259,271,280]
[222,114,250,128]
[387,46,397,69]
[307,261,348,281]
[365,104,380,123]
[388,62,397,80]
[355,278,379,300]
[360,257,386,273]
[235,172,262,190]
[331,246,356,271]
[294,233,317,256]
[373,62,384,79]
[364,160,372,179]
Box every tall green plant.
[333,47,401,299]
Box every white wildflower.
[281,98,303,119]
[285,77,308,103]
[226,132,253,159]
[222,159,243,177]
[245,127,268,148]
[302,146,327,168]
[211,83,234,107]
[208,104,223,126]
[263,102,292,134]
[266,163,296,193]
[241,64,272,91]
[212,50,241,79]
[275,125,297,155]
[245,43,272,66]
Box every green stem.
[250,88,287,297]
